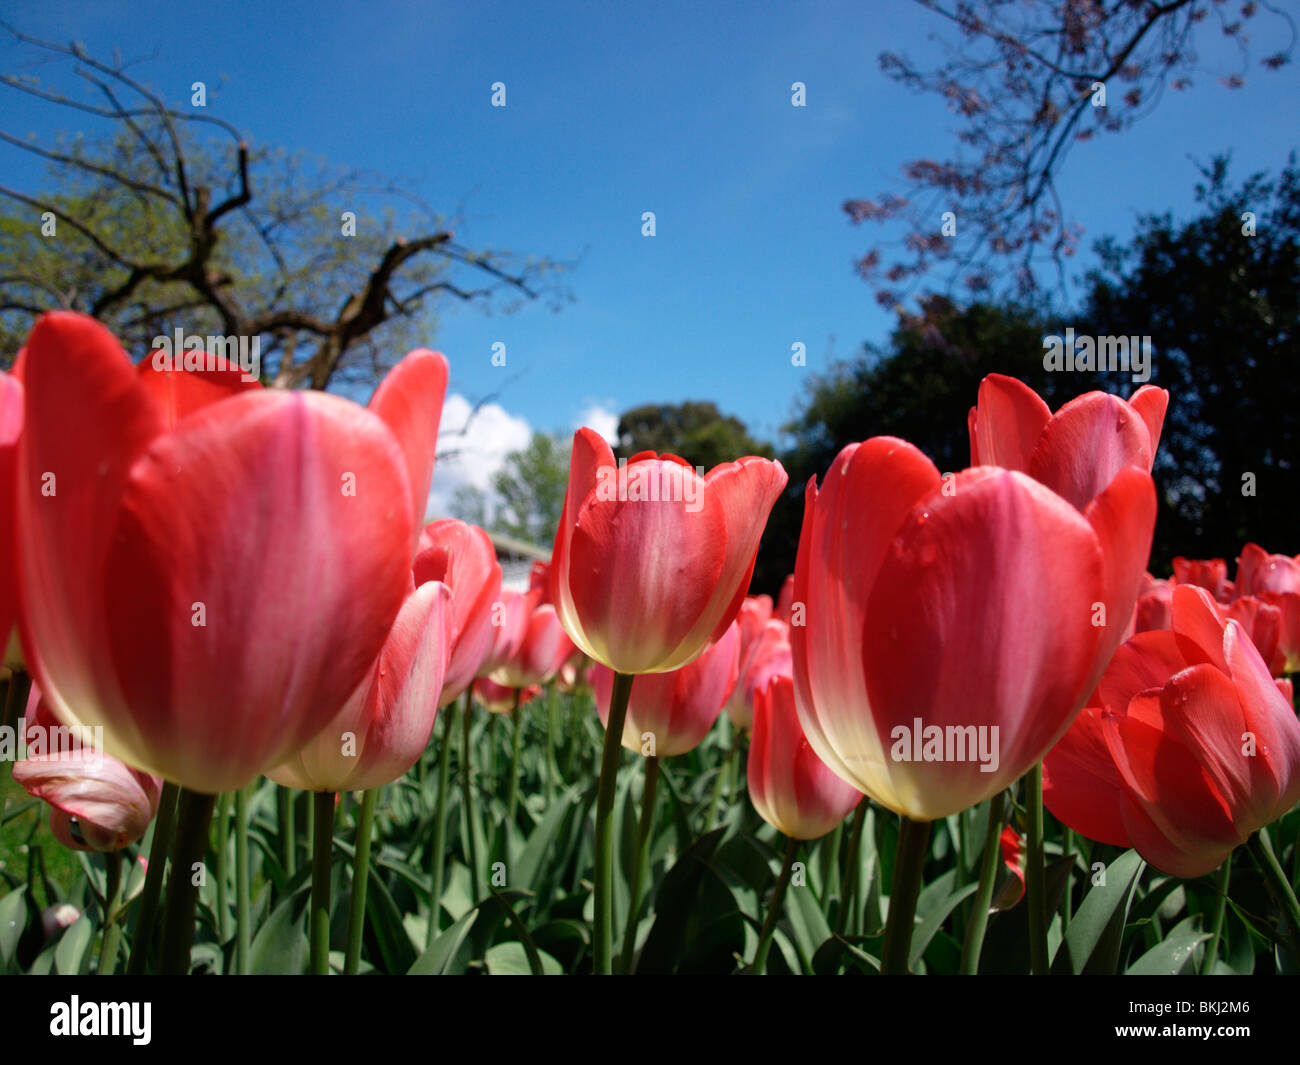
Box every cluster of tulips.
[1,313,1298,975]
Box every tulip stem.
[506,688,523,826]
[1246,829,1300,958]
[461,690,480,893]
[345,788,378,974]
[545,683,557,803]
[157,788,217,975]
[310,790,336,975]
[214,792,231,944]
[1025,762,1050,974]
[428,698,459,946]
[705,725,740,830]
[959,792,1005,975]
[1201,856,1231,975]
[0,670,30,735]
[593,671,634,975]
[618,754,659,974]
[96,851,123,975]
[127,780,179,974]
[278,785,295,877]
[837,801,868,936]
[881,815,932,974]
[751,835,800,974]
[1059,827,1074,933]
[235,785,251,974]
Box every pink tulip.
[16,312,447,793]
[268,578,451,792]
[726,618,792,730]
[775,575,796,625]
[748,675,862,840]
[13,694,162,852]
[494,602,577,690]
[0,370,22,666]
[720,596,775,728]
[549,429,786,675]
[413,520,502,707]
[792,436,1155,820]
[473,677,541,715]
[1172,557,1233,603]
[1235,543,1300,597]
[1045,586,1300,877]
[1133,574,1174,633]
[592,622,740,756]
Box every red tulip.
[721,595,774,728]
[413,520,502,707]
[792,436,1155,820]
[473,677,541,715]
[726,617,792,730]
[748,675,862,840]
[968,373,1167,511]
[16,312,447,793]
[1172,557,1233,603]
[592,621,740,756]
[775,574,796,626]
[1044,586,1300,877]
[0,370,22,667]
[993,826,1027,910]
[549,429,786,674]
[1235,543,1300,597]
[13,693,162,852]
[268,578,451,792]
[497,602,577,689]
[1133,574,1174,634]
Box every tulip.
[721,596,774,727]
[592,621,739,758]
[727,619,793,731]
[1172,557,1233,603]
[473,676,541,715]
[13,695,162,852]
[1133,574,1174,634]
[549,429,787,675]
[0,371,22,669]
[775,574,796,625]
[492,602,576,691]
[268,579,451,793]
[413,520,502,707]
[1044,586,1300,879]
[748,675,862,841]
[15,312,447,795]
[1235,543,1300,597]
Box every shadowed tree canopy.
[615,401,775,470]
[0,24,567,390]
[849,0,1295,306]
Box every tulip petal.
[969,374,1051,470]
[1043,706,1133,848]
[1028,392,1152,511]
[1128,385,1168,458]
[368,349,449,533]
[136,353,261,428]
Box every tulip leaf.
[812,933,881,975]
[365,866,419,974]
[785,875,833,971]
[515,786,577,890]
[407,907,478,975]
[910,881,979,969]
[0,886,28,968]
[1051,848,1144,975]
[248,891,307,975]
[1126,925,1210,975]
[53,912,93,975]
[485,941,563,975]
[0,799,37,825]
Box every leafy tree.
[452,431,571,548]
[615,401,774,471]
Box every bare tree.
[0,24,570,390]
[846,0,1295,307]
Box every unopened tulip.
[13,695,161,852]
[1044,586,1300,877]
[473,677,541,715]
[414,520,502,707]
[16,312,448,794]
[1172,557,1233,602]
[549,429,786,675]
[748,675,862,840]
[721,596,775,728]
[592,622,740,757]
[496,602,576,690]
[0,371,22,668]
[268,580,451,792]
[726,618,792,730]
[792,436,1155,821]
[1235,543,1300,597]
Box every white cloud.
[576,402,620,446]
[427,392,532,519]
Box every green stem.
[235,785,251,974]
[278,785,295,877]
[545,683,557,804]
[705,726,739,830]
[1025,762,1050,975]
[1200,856,1231,975]
[157,788,216,976]
[214,792,231,943]
[96,851,123,975]
[836,801,868,935]
[0,670,30,734]
[127,780,179,974]
[618,754,659,974]
[310,790,335,975]
[593,671,634,975]
[1246,829,1300,956]
[488,714,500,786]
[506,688,523,826]
[1059,827,1074,933]
[461,689,479,893]
[880,815,931,975]
[428,698,459,946]
[959,792,1005,975]
[751,835,800,974]
[345,788,378,975]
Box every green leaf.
[54,913,93,975]
[484,941,563,975]
[408,907,478,975]
[365,867,418,974]
[1127,928,1211,975]
[514,786,576,890]
[785,876,832,971]
[910,881,978,969]
[248,892,307,975]
[812,933,881,975]
[1051,849,1144,975]
[0,887,28,968]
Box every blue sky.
[3,0,1297,511]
